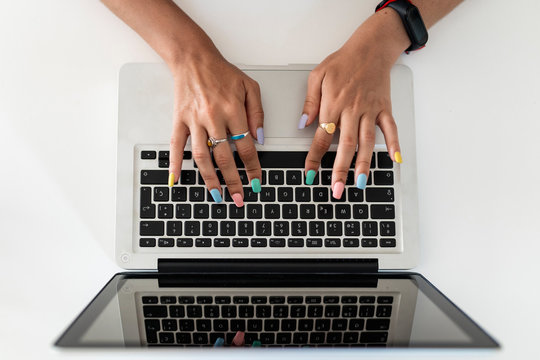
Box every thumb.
[244,79,265,145]
[299,68,323,129]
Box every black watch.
[376,0,428,52]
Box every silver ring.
[230,130,250,141]
[207,136,228,149]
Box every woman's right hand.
[168,52,264,207]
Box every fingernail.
[356,173,367,189]
[213,337,225,347]
[394,151,403,164]
[210,188,222,203]
[251,178,261,193]
[305,170,316,185]
[232,331,245,346]
[168,172,174,187]
[298,113,308,129]
[256,127,264,145]
[252,340,261,347]
[231,193,244,207]
[332,181,345,199]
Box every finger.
[244,79,265,145]
[354,114,377,190]
[331,111,359,199]
[191,125,222,201]
[377,109,402,163]
[168,122,189,187]
[304,99,338,185]
[210,124,245,205]
[299,68,324,129]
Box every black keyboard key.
[353,204,369,219]
[222,306,237,318]
[342,305,358,317]
[260,187,276,202]
[214,320,228,332]
[293,332,309,344]
[299,319,314,331]
[276,332,291,344]
[196,319,211,331]
[325,305,340,317]
[189,187,206,202]
[194,204,209,219]
[327,221,342,236]
[251,238,267,247]
[220,221,236,236]
[195,238,211,247]
[158,150,169,160]
[140,238,156,247]
[257,305,272,318]
[349,319,365,330]
[273,221,289,236]
[273,306,289,318]
[243,187,258,202]
[376,305,392,317]
[270,296,286,304]
[229,204,244,219]
[313,187,328,202]
[238,222,253,237]
[141,150,156,159]
[260,332,275,344]
[321,151,336,168]
[317,204,333,219]
[306,296,321,304]
[175,204,191,219]
[158,204,173,219]
[348,188,364,202]
[214,238,230,247]
[251,296,267,304]
[367,319,390,330]
[362,238,377,247]
[291,221,307,236]
[310,332,325,344]
[184,221,200,236]
[323,296,339,304]
[315,319,330,331]
[158,238,174,247]
[256,221,271,236]
[215,296,231,304]
[324,238,340,247]
[180,170,196,185]
[309,221,325,236]
[283,204,298,219]
[366,187,394,202]
[159,332,174,344]
[362,221,378,236]
[286,170,302,185]
[307,238,322,247]
[180,319,196,331]
[166,221,182,236]
[360,331,388,343]
[359,305,375,317]
[282,319,296,331]
[176,333,191,344]
[187,305,203,318]
[343,332,359,343]
[233,238,249,247]
[239,305,254,318]
[333,319,348,331]
[288,296,303,304]
[341,296,358,303]
[380,238,396,247]
[202,221,218,236]
[300,204,316,219]
[211,204,227,219]
[308,305,323,317]
[248,319,263,331]
[143,305,167,318]
[377,152,393,168]
[360,296,376,304]
[162,319,177,331]
[171,187,187,201]
[277,187,293,202]
[142,296,158,304]
[371,205,395,219]
[327,332,342,344]
[153,187,169,202]
[169,306,185,317]
[321,170,332,185]
[264,204,280,219]
[183,151,192,159]
[140,170,168,185]
[374,170,394,185]
[288,238,304,247]
[295,187,311,202]
[344,221,360,236]
[380,221,396,236]
[140,187,155,218]
[346,170,355,185]
[270,238,286,247]
[140,221,164,236]
[192,333,208,345]
[343,238,359,247]
[204,305,220,318]
[269,170,284,185]
[247,204,263,219]
[178,296,195,304]
[238,170,249,185]
[215,170,226,185]
[335,204,351,219]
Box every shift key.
[140,221,164,236]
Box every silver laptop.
[55,64,498,349]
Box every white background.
[1,0,539,359]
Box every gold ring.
[319,122,336,134]
[207,136,228,149]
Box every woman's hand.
[169,51,264,207]
[299,11,409,199]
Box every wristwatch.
[376,0,428,52]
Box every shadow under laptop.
[55,272,498,349]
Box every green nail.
[251,178,261,193]
[305,170,316,185]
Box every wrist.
[164,34,223,73]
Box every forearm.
[101,0,220,67]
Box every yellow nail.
[394,151,403,164]
[168,172,175,187]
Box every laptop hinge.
[158,258,379,274]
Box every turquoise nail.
[210,188,222,203]
[305,170,316,185]
[356,173,367,189]
[213,337,225,347]
[251,178,261,193]
[252,340,261,347]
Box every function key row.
[142,295,393,305]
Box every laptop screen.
[55,273,497,348]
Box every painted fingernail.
[256,127,264,145]
[298,113,308,129]
[251,178,261,193]
[209,188,222,203]
[305,170,316,185]
[168,172,174,187]
[252,340,261,347]
[231,193,244,207]
[356,173,367,189]
[394,151,403,164]
[213,337,225,347]
[232,331,245,346]
[332,181,345,199]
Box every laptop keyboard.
[136,145,400,253]
[141,293,394,347]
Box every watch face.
[406,7,428,45]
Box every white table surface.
[1,0,539,359]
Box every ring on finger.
[230,130,250,141]
[207,136,228,149]
[319,122,337,135]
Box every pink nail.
[332,181,345,199]
[232,331,245,346]
[231,193,244,207]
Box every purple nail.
[298,114,308,129]
[256,127,264,145]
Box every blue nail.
[251,178,261,193]
[305,170,316,185]
[356,173,367,189]
[256,127,264,145]
[298,113,308,129]
[210,188,222,203]
[213,337,225,347]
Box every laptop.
[55,63,498,349]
